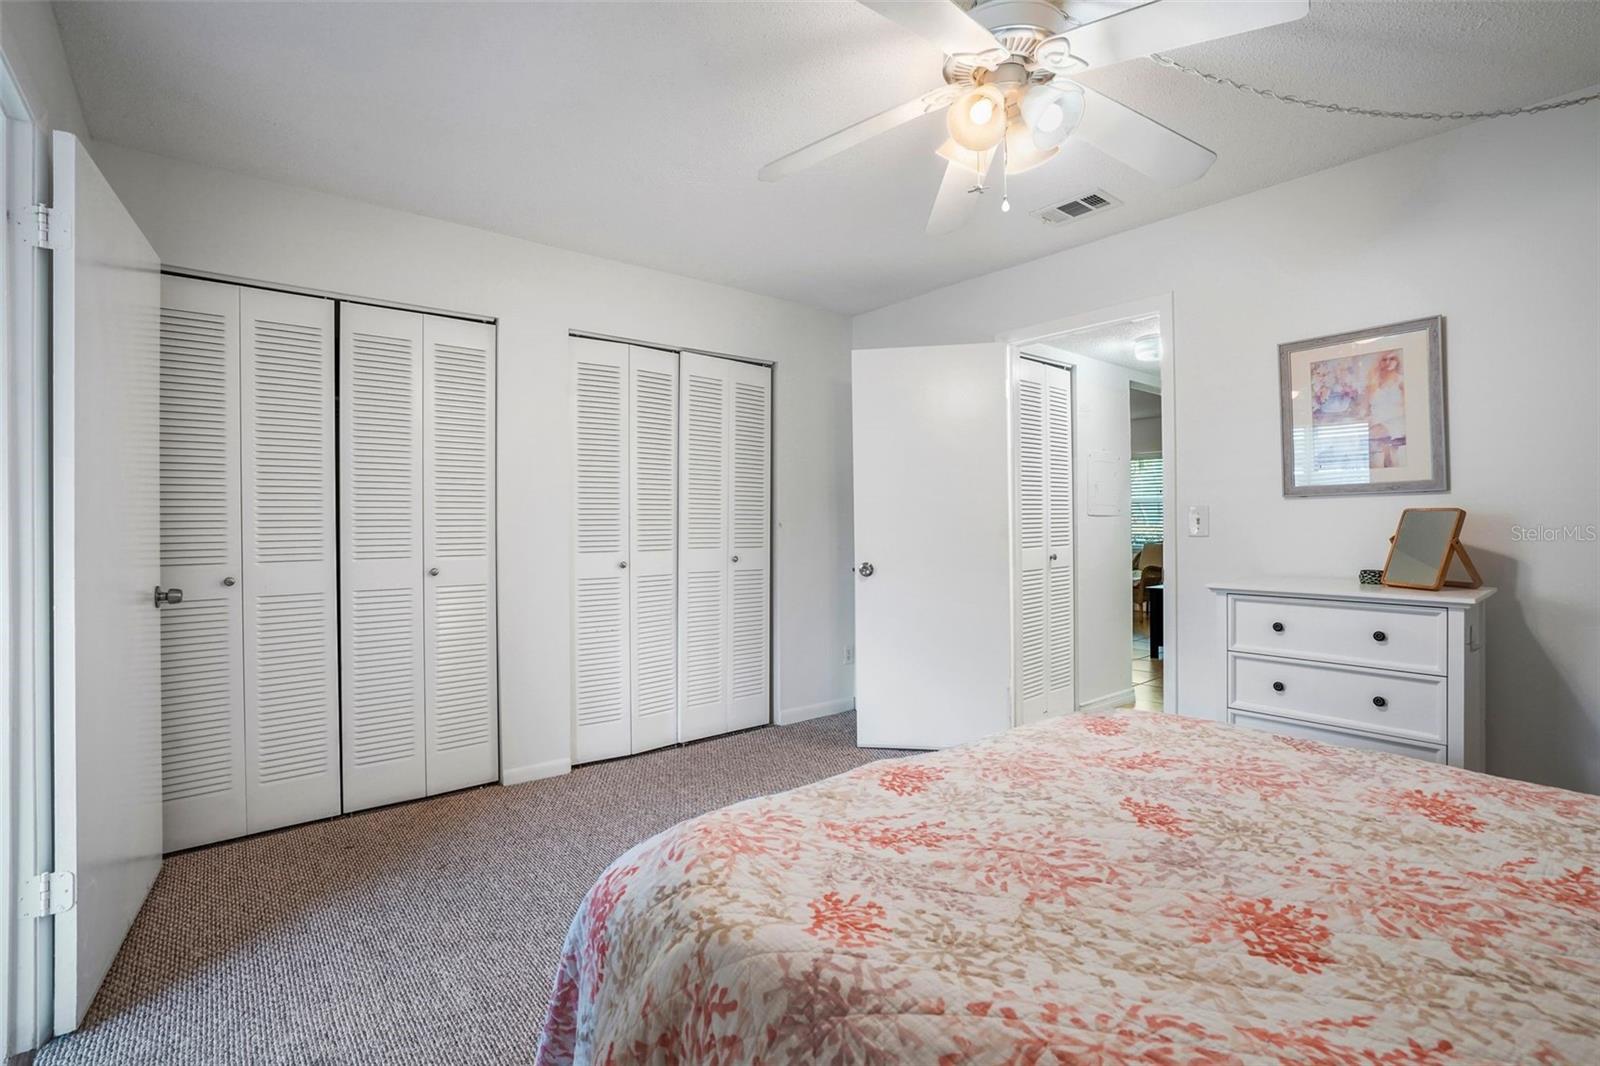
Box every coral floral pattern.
[536,712,1600,1065]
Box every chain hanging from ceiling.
[1148,53,1600,121]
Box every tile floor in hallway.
[1132,613,1163,710]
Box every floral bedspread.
[536,712,1599,1064]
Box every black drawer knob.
[1272,681,1285,692]
[1372,630,1387,643]
[1272,622,1285,633]
[1373,696,1387,708]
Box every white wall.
[856,102,1600,794]
[0,1,89,144]
[92,142,856,782]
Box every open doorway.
[1130,382,1164,710]
[1006,298,1173,717]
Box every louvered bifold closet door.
[1013,358,1050,725]
[158,277,247,850]
[1043,364,1075,714]
[678,353,731,742]
[340,304,427,811]
[572,339,631,763]
[422,315,498,794]
[241,288,340,833]
[627,346,679,754]
[725,360,772,731]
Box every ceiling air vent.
[1033,189,1121,225]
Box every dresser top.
[1208,577,1497,607]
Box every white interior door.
[339,303,426,810]
[157,276,246,849]
[572,338,631,762]
[1014,357,1075,724]
[50,130,163,1032]
[726,360,771,732]
[852,343,1012,749]
[678,353,730,742]
[240,288,340,833]
[626,345,678,754]
[422,314,498,794]
[1044,365,1076,715]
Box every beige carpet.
[39,712,912,1065]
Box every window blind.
[1130,456,1163,552]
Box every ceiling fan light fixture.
[1021,83,1085,150]
[947,85,1007,151]
[1002,122,1059,174]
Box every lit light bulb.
[947,85,1007,152]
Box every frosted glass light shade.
[1021,83,1085,149]
[1003,122,1059,174]
[947,85,1007,151]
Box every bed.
[536,711,1599,1064]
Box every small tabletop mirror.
[1382,507,1481,591]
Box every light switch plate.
[1188,505,1210,537]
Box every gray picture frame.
[1278,315,1448,498]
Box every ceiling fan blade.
[758,85,959,182]
[926,148,995,235]
[857,0,1005,59]
[1075,87,1215,187]
[1066,0,1309,69]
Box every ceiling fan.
[758,0,1309,233]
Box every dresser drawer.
[1229,653,1446,743]
[1229,595,1447,675]
[1229,709,1445,763]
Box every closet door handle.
[222,576,236,587]
[1271,622,1285,633]
[429,567,440,577]
[1272,681,1285,693]
[1049,553,1058,561]
[731,555,739,563]
[616,561,627,570]
[1372,696,1388,709]
[1372,630,1388,643]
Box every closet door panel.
[340,304,426,811]
[573,339,631,763]
[628,346,678,754]
[241,288,340,833]
[678,353,729,742]
[1013,359,1049,725]
[726,362,771,731]
[423,316,498,794]
[158,277,246,850]
[1044,367,1075,714]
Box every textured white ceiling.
[54,1,1600,314]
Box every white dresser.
[1209,579,1495,769]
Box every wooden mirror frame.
[1381,507,1482,591]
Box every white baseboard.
[778,697,855,725]
[1079,688,1136,714]
[502,757,571,786]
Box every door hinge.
[20,871,76,918]
[17,203,66,251]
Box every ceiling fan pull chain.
[1000,136,1011,214]
[1149,53,1600,121]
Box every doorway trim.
[997,293,1179,717]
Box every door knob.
[222,576,236,587]
[429,567,440,577]
[1272,681,1285,693]
[856,562,874,578]
[617,561,627,570]
[1049,553,1058,561]
[731,555,739,563]
[153,586,183,608]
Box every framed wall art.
[1279,315,1447,497]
